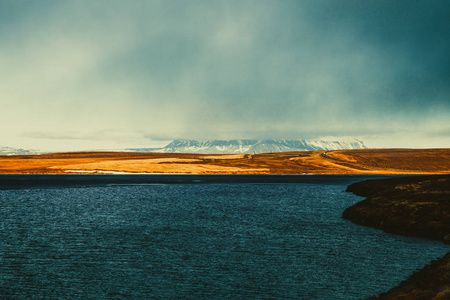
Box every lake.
[0,176,448,299]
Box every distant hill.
[128,137,367,154]
[0,147,41,156]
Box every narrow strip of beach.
[0,174,390,190]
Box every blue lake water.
[0,177,448,299]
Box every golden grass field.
[1,148,450,174]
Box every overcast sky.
[1,0,449,151]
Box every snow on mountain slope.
[132,138,367,154]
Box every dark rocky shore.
[344,175,450,299]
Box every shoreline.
[344,175,450,299]
[0,174,392,190]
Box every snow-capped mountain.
[129,137,367,154]
[0,147,41,156]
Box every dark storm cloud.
[304,0,450,107]
[1,0,449,150]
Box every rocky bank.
[343,175,450,299]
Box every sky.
[1,0,449,151]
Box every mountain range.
[2,137,367,155]
[128,137,367,154]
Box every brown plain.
[1,148,449,174]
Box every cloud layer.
[1,0,449,150]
